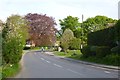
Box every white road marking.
[46,61,51,63]
[41,58,45,60]
[53,64,63,68]
[67,69,83,75]
[104,71,111,74]
[67,69,78,74]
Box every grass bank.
[54,50,119,66]
[2,63,21,79]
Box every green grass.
[54,50,82,57]
[30,47,40,50]
[54,51,65,56]
[53,50,119,66]
[2,63,20,78]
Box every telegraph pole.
[81,14,84,49]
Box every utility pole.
[118,1,120,19]
[81,14,84,49]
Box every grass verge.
[2,63,20,78]
[54,50,119,66]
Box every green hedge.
[81,46,93,57]
[81,46,111,58]
[87,27,116,47]
[95,46,111,58]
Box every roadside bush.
[111,46,120,54]
[2,15,28,64]
[69,38,81,50]
[3,37,23,64]
[96,46,111,58]
[102,54,120,66]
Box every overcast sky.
[0,0,119,29]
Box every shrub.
[3,37,23,64]
[69,38,81,50]
[111,46,120,54]
[81,46,92,57]
[96,46,111,58]
[103,54,120,66]
[2,15,28,64]
[60,29,74,52]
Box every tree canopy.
[25,13,57,46]
[59,16,80,32]
[82,15,117,32]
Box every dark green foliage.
[87,27,116,47]
[90,46,99,56]
[95,46,111,58]
[111,46,120,54]
[90,46,98,52]
[69,38,81,50]
[87,19,120,48]
[81,46,93,57]
[114,19,120,43]
[102,54,120,66]
[81,46,111,58]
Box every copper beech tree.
[25,13,57,46]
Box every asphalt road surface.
[15,51,119,78]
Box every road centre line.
[46,60,51,63]
[104,71,111,74]
[53,63,63,68]
[41,58,45,60]
[67,69,82,75]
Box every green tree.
[60,29,74,52]
[82,15,117,32]
[2,15,29,64]
[59,16,80,32]
[114,19,120,45]
[69,38,81,50]
[78,15,117,46]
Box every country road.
[15,51,119,78]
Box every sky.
[0,0,119,29]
